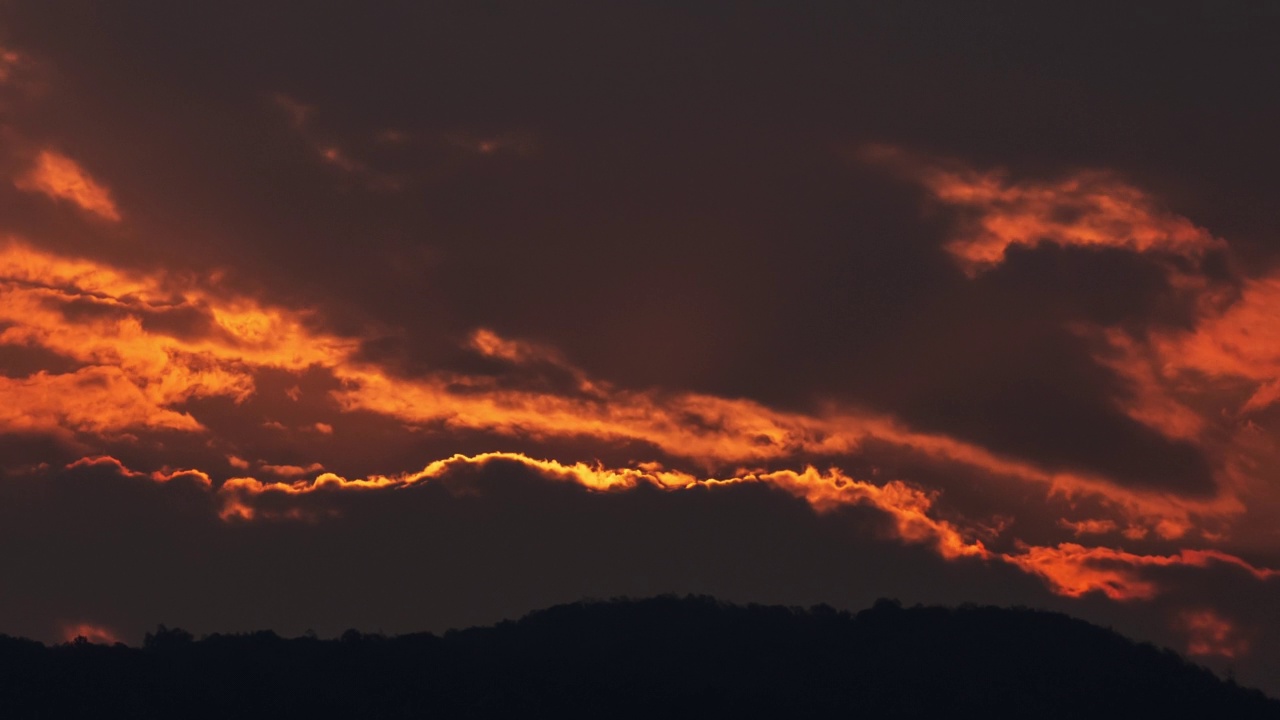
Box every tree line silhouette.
[0,596,1274,718]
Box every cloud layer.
[2,2,1280,695]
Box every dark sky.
[2,0,1280,694]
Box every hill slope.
[0,596,1275,718]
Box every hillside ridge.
[1,596,1275,718]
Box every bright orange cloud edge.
[64,451,1280,609]
[0,236,1239,544]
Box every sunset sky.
[2,1,1280,693]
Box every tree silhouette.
[0,597,1275,719]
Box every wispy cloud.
[13,150,122,221]
[863,145,1223,275]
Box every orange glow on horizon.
[61,622,121,645]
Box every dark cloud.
[0,341,82,377]
[4,457,1277,690]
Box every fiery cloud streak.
[14,151,122,221]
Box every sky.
[2,0,1280,693]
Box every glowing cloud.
[1088,327,1208,443]
[1080,272,1280,527]
[1000,543,1280,601]
[858,148,1280,587]
[470,328,564,366]
[0,368,202,436]
[216,451,989,559]
[1150,276,1280,414]
[0,240,356,434]
[0,241,1241,545]
[13,150,122,221]
[864,145,1223,274]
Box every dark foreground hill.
[0,596,1275,719]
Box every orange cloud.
[0,368,201,436]
[338,356,1079,493]
[867,148,1258,465]
[1074,270,1280,541]
[13,150,122,221]
[1084,327,1208,443]
[0,242,1246,564]
[0,238,1249,573]
[470,328,563,366]
[0,240,356,434]
[1180,609,1249,659]
[1001,542,1162,600]
[864,145,1223,274]
[1151,275,1280,414]
[859,148,1280,583]
[1083,275,1280,456]
[309,349,1247,545]
[999,543,1279,601]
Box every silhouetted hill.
[0,596,1275,718]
